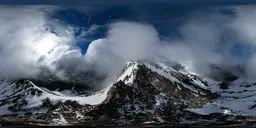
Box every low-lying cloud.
[1,5,256,88]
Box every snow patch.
[185,103,226,115]
[117,61,139,85]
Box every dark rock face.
[85,64,219,124]
[208,64,240,82]
[219,82,230,89]
[37,100,93,124]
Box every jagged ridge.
[0,61,255,126]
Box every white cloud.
[0,6,76,79]
[91,5,256,81]
[107,22,160,61]
[2,5,256,87]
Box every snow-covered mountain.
[0,61,255,126]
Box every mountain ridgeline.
[0,61,255,126]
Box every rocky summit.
[0,61,255,126]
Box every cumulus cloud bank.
[90,5,256,81]
[1,5,256,88]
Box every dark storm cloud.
[1,0,255,6]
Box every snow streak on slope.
[143,61,210,94]
[117,61,139,85]
[0,61,141,115]
[80,61,141,105]
[0,80,112,115]
[140,61,256,116]
[204,78,256,116]
[0,60,256,117]
[185,77,256,116]
[27,81,109,106]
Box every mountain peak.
[0,60,255,125]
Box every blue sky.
[38,0,256,56]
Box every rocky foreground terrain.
[0,61,256,126]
